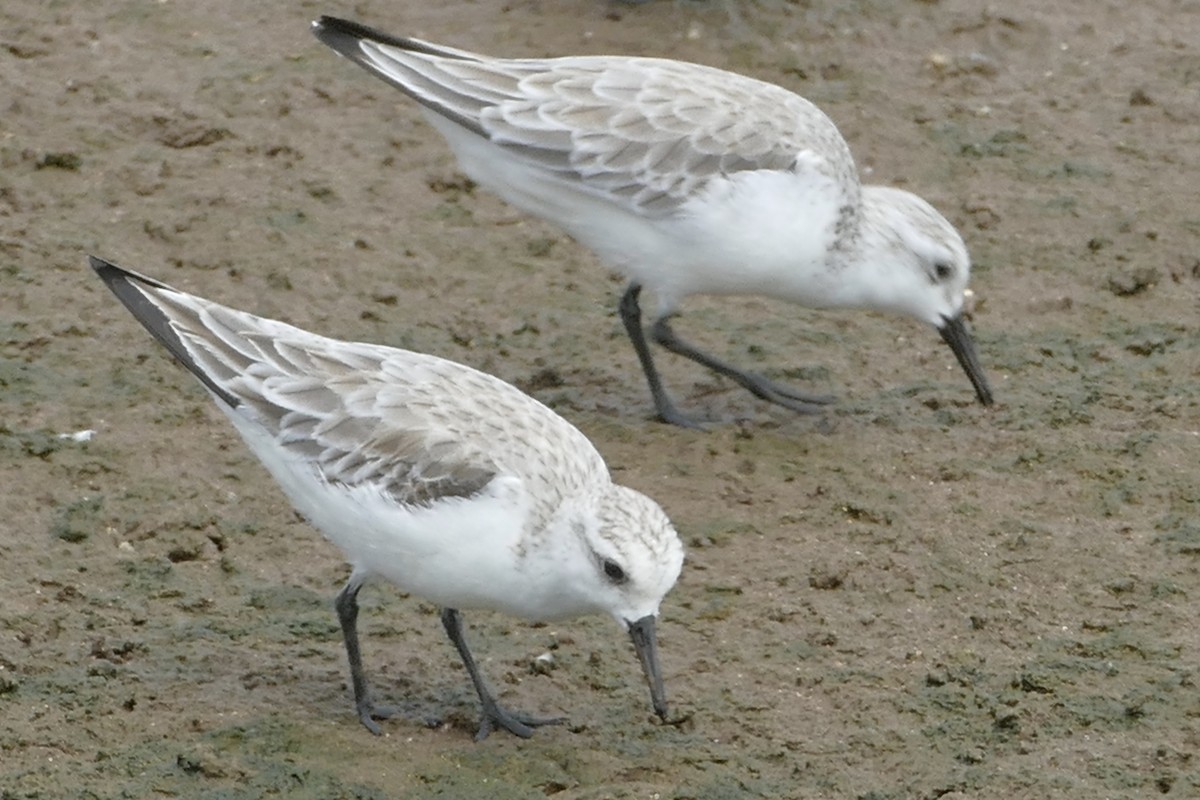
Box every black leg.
[440,608,565,741]
[650,316,834,413]
[335,574,396,735]
[618,283,702,428]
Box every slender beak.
[937,313,994,406]
[626,614,668,721]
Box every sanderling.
[312,16,995,427]
[90,255,684,739]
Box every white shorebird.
[312,16,995,427]
[90,255,684,739]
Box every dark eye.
[933,262,953,281]
[602,559,627,584]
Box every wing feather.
[314,16,860,217]
[94,258,607,525]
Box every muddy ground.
[2,0,1198,797]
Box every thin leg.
[651,316,834,413]
[335,573,396,735]
[618,283,702,428]
[440,608,565,741]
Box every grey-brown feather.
[109,275,611,526]
[324,25,861,218]
[176,317,503,508]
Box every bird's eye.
[933,262,953,281]
[602,559,627,584]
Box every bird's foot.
[738,373,835,413]
[355,699,397,736]
[654,404,706,429]
[474,700,565,741]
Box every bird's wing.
[314,16,858,217]
[91,256,604,516]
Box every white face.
[860,186,973,328]
[855,186,994,405]
[576,486,682,721]
[580,485,685,627]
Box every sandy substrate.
[2,0,1198,797]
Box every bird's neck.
[808,186,910,312]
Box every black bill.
[938,312,994,406]
[627,614,668,720]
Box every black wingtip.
[311,15,473,60]
[89,255,182,341]
[312,16,386,42]
[90,253,121,279]
[312,16,407,54]
[89,255,241,409]
[310,15,487,139]
[90,254,171,292]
